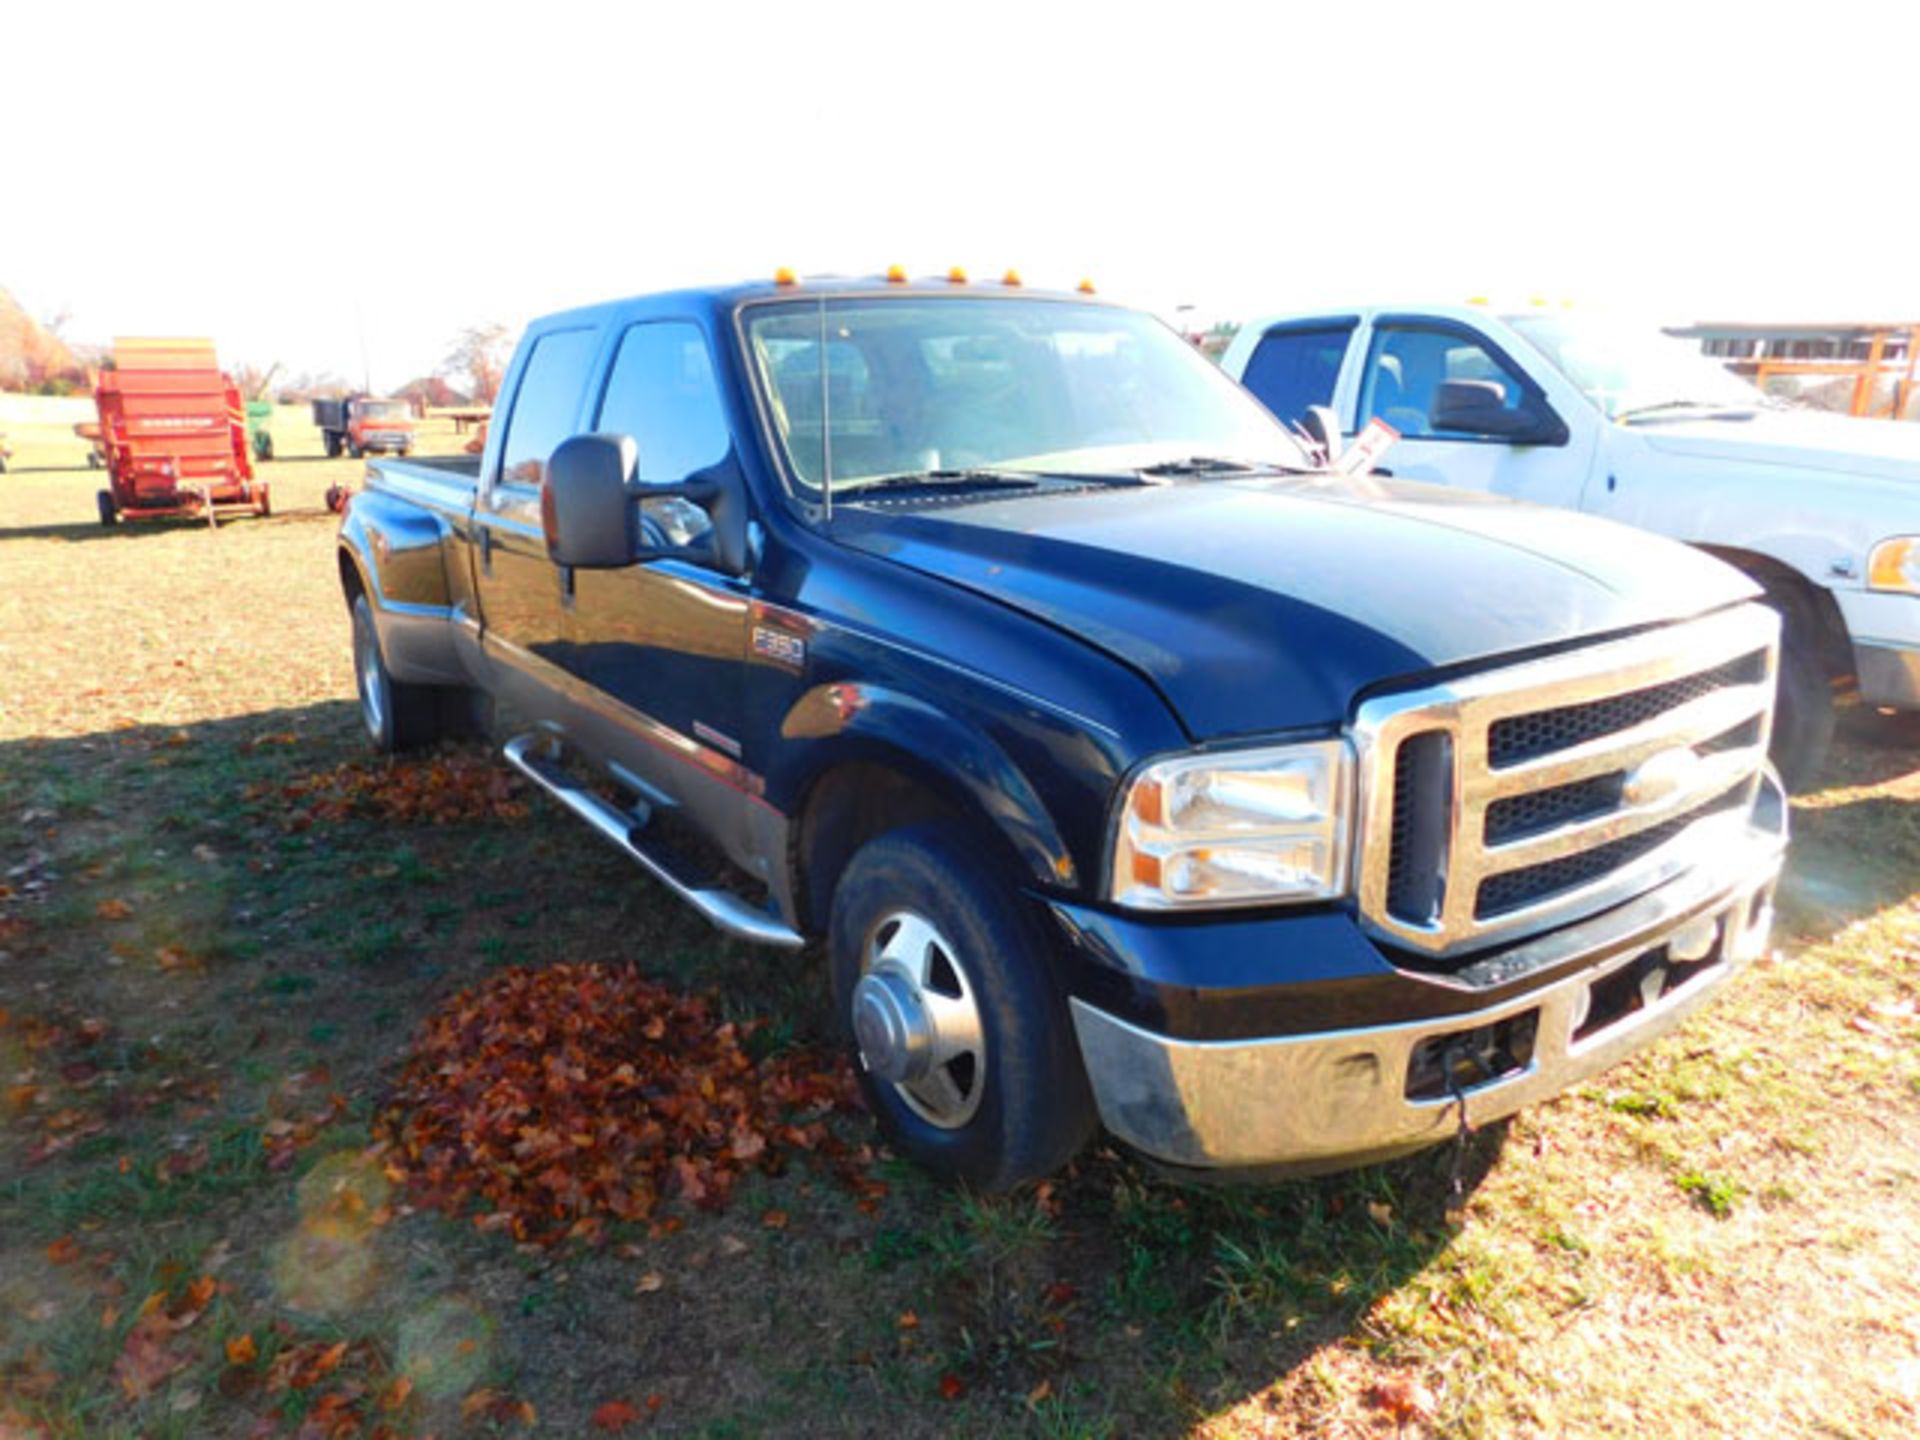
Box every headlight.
[1109,740,1353,909]
[1868,536,1920,594]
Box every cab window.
[497,328,597,488]
[1360,326,1528,438]
[595,322,731,483]
[1239,322,1354,425]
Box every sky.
[6,0,1917,391]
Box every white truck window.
[1362,327,1529,438]
[1239,322,1354,426]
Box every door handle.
[478,525,493,576]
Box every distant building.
[1670,321,1915,366]
[1668,321,1920,419]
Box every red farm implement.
[92,338,270,526]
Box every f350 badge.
[752,625,806,670]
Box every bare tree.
[443,323,513,405]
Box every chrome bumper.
[1070,775,1788,1171]
[1854,639,1920,710]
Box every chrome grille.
[1353,605,1779,959]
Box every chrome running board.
[503,731,804,949]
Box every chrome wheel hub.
[856,910,986,1129]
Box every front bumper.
[1064,774,1787,1171]
[1835,589,1920,709]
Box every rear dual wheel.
[96,490,116,526]
[829,824,1095,1190]
[350,592,486,753]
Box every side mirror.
[1299,405,1343,466]
[543,433,638,568]
[1430,379,1568,446]
[541,433,754,578]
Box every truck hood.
[832,475,1757,739]
[1633,409,1920,485]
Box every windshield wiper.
[845,468,1044,496]
[1135,455,1310,478]
[1615,399,1758,422]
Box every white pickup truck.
[1220,305,1920,785]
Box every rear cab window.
[496,328,599,489]
[1238,321,1355,425]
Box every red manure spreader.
[93,338,270,526]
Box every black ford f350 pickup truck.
[337,274,1787,1189]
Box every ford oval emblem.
[1621,747,1700,808]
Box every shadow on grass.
[1,705,1505,1438]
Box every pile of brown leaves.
[262,752,528,829]
[376,964,867,1243]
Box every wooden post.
[1853,330,1888,417]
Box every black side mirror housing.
[542,433,753,577]
[1430,379,1568,446]
[543,433,638,568]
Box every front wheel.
[1767,591,1839,792]
[96,489,116,526]
[829,824,1095,1190]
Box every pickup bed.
[1221,304,1920,785]
[339,276,1788,1188]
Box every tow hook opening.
[1574,922,1725,1044]
[1405,1011,1539,1101]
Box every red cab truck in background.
[312,395,415,459]
[93,338,269,526]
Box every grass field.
[1,444,1917,1438]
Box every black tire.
[829,823,1095,1190]
[348,440,363,461]
[351,592,455,753]
[1766,590,1838,792]
[96,489,116,527]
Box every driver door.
[1353,319,1598,509]
[559,319,756,858]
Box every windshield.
[358,400,410,420]
[1505,314,1761,420]
[742,296,1307,499]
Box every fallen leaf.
[95,898,134,920]
[380,1375,414,1411]
[225,1333,257,1366]
[1367,1200,1394,1226]
[897,1311,919,1330]
[592,1399,640,1430]
[938,1373,966,1401]
[46,1236,81,1265]
[761,1209,789,1230]
[114,1319,190,1401]
[634,1271,665,1294]
[1366,1374,1437,1424]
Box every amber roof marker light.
[947,266,969,285]
[773,267,798,287]
[885,264,908,284]
[1002,269,1023,287]
[1077,278,1097,295]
